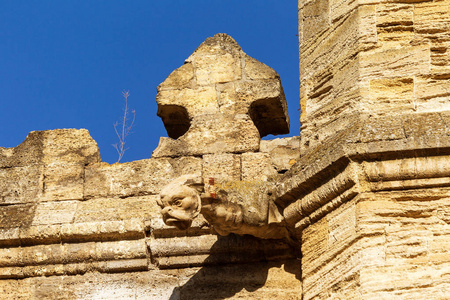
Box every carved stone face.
[158,184,201,230]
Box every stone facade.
[299,0,450,153]
[295,0,450,298]
[1,0,450,298]
[0,35,301,299]
[0,128,301,299]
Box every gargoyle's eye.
[173,198,183,207]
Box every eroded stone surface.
[0,129,101,168]
[299,0,450,153]
[260,136,300,172]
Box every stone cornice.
[276,111,450,235]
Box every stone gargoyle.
[157,175,290,240]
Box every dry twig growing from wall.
[113,90,135,163]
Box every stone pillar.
[299,0,450,152]
[293,0,450,299]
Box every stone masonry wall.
[276,112,450,299]
[0,129,301,299]
[2,0,450,297]
[299,0,450,152]
[296,0,450,298]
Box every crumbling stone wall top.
[153,33,290,157]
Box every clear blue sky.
[1,1,299,163]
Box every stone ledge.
[150,234,294,269]
[0,219,145,247]
[0,259,149,279]
[277,112,450,234]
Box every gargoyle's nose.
[161,206,173,215]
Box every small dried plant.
[113,90,135,163]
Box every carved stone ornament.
[157,175,203,230]
[157,175,289,240]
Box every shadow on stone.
[168,234,301,299]
[157,104,191,139]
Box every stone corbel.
[157,175,289,240]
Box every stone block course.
[299,0,450,153]
[84,157,201,198]
[202,153,241,181]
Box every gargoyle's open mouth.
[165,218,192,230]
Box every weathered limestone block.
[62,242,97,263]
[376,3,414,42]
[202,153,241,181]
[0,228,20,247]
[0,247,22,268]
[19,224,61,245]
[94,240,147,261]
[0,280,30,298]
[241,152,278,181]
[299,0,450,152]
[150,235,219,260]
[31,201,78,226]
[0,129,100,168]
[84,157,202,198]
[21,244,64,266]
[73,195,160,223]
[40,129,101,165]
[153,33,290,157]
[0,204,36,230]
[368,77,414,113]
[415,75,450,112]
[260,136,300,172]
[41,163,84,201]
[414,0,450,36]
[0,132,45,168]
[0,166,43,204]
[152,114,260,157]
[360,44,430,80]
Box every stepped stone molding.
[277,112,450,229]
[0,260,302,299]
[274,112,450,299]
